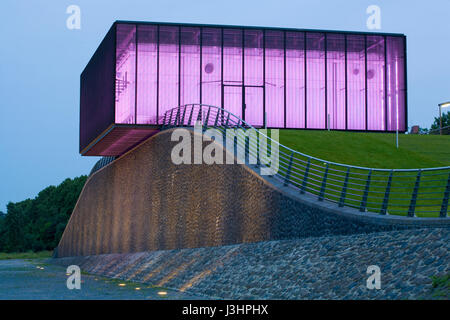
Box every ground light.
[438,101,450,135]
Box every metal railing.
[89,156,116,176]
[158,104,449,218]
[428,125,450,135]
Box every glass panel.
[346,35,366,130]
[245,86,263,126]
[180,27,200,106]
[326,33,346,130]
[366,36,385,131]
[116,24,136,124]
[224,85,242,119]
[286,31,305,128]
[158,26,179,118]
[386,36,406,131]
[244,30,263,86]
[137,25,157,124]
[306,33,325,129]
[114,24,405,133]
[265,30,285,127]
[202,28,222,107]
[223,29,243,86]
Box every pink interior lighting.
[80,22,407,156]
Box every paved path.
[0,259,200,299]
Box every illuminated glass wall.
[326,34,346,130]
[116,24,136,124]
[112,22,406,131]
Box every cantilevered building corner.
[80,21,407,156]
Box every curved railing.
[158,104,450,218]
[89,156,116,176]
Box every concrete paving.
[0,259,201,300]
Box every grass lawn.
[279,130,450,169]
[428,274,450,299]
[0,251,53,260]
[271,131,450,217]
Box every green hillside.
[277,131,449,218]
[279,131,450,169]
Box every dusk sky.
[1,0,449,211]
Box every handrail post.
[300,158,311,194]
[245,135,249,163]
[439,172,450,218]
[339,167,350,207]
[188,105,194,126]
[359,169,372,212]
[175,107,180,126]
[214,110,220,127]
[408,170,422,217]
[197,105,203,124]
[203,107,210,132]
[256,132,260,168]
[162,112,167,128]
[169,109,174,127]
[181,105,187,126]
[225,113,230,128]
[318,163,329,201]
[380,170,393,215]
[233,135,238,161]
[284,152,294,186]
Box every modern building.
[80,21,407,156]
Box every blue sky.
[0,0,449,211]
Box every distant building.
[410,125,419,134]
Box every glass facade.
[80,21,407,155]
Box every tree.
[0,175,87,253]
[0,211,6,249]
[430,110,450,131]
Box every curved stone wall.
[56,129,449,257]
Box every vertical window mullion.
[156,25,160,124]
[304,32,307,129]
[324,33,328,130]
[178,26,181,107]
[364,35,368,131]
[283,31,287,129]
[199,27,203,105]
[263,29,266,127]
[135,24,138,124]
[384,35,387,131]
[344,34,348,130]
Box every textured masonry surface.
[56,129,448,257]
[53,228,450,300]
